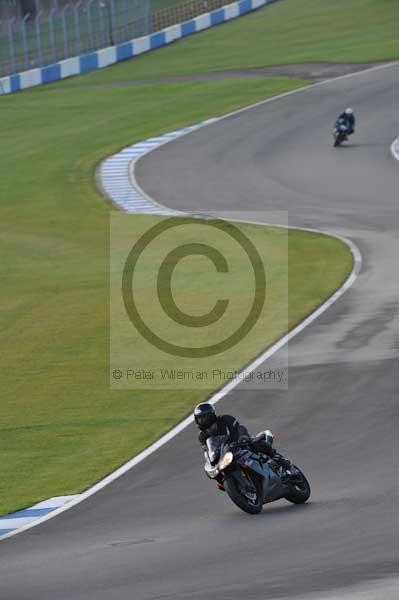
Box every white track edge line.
[8,58,398,541]
[390,137,399,162]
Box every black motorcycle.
[333,118,350,147]
[204,434,311,514]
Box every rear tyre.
[284,466,311,504]
[224,473,262,514]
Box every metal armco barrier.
[0,0,152,77]
[0,0,277,94]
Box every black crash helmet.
[194,403,217,430]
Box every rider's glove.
[273,452,291,469]
[238,436,250,445]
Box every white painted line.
[6,60,393,541]
[390,137,399,162]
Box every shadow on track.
[222,501,313,520]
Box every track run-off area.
[1,63,399,599]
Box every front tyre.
[224,473,262,514]
[284,466,311,504]
[333,132,342,147]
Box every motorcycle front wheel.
[224,472,262,514]
[284,466,311,504]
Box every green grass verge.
[73,0,399,84]
[109,215,351,395]
[0,1,363,514]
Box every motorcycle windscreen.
[206,435,229,466]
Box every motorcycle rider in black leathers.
[336,107,355,135]
[194,403,291,484]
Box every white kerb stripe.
[31,495,80,510]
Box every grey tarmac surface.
[1,63,399,599]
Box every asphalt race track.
[2,64,399,600]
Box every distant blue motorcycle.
[204,434,311,514]
[333,118,350,147]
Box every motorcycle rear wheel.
[224,474,262,514]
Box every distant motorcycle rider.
[193,402,291,469]
[336,107,355,135]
